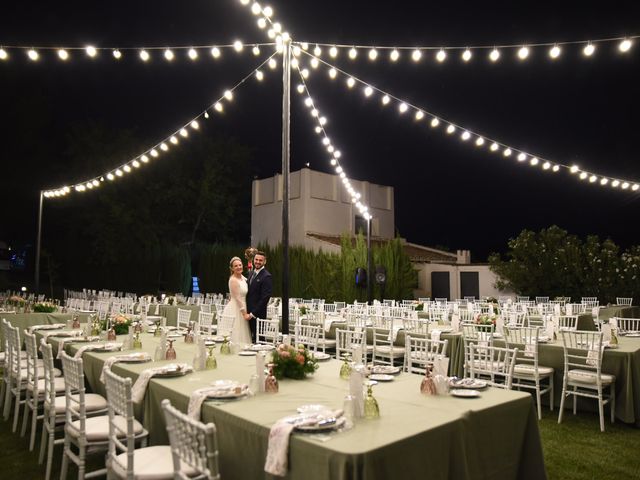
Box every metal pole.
[35,190,44,295]
[367,216,372,304]
[281,38,291,335]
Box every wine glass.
[206,346,218,370]
[364,381,380,419]
[165,340,177,360]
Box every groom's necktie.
[249,271,255,285]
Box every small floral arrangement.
[414,302,424,311]
[271,343,319,379]
[485,297,498,305]
[102,314,133,335]
[475,313,497,326]
[8,295,27,305]
[298,305,308,315]
[34,302,57,313]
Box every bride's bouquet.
[271,343,319,380]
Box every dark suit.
[246,268,273,342]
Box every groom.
[244,251,273,342]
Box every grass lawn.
[1,400,639,479]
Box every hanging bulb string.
[43,51,277,198]
[299,49,639,190]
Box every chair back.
[559,330,605,381]
[257,318,280,345]
[217,314,235,337]
[60,351,88,440]
[162,399,220,480]
[335,328,366,359]
[23,330,40,394]
[404,336,448,374]
[469,344,518,389]
[503,326,542,371]
[198,311,215,336]
[614,317,640,333]
[177,308,192,330]
[557,315,579,331]
[616,297,632,306]
[39,340,58,411]
[293,323,321,352]
[104,369,136,477]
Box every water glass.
[342,394,356,429]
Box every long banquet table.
[46,332,547,480]
[0,311,92,351]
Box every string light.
[300,51,638,192]
[188,48,198,60]
[57,49,69,61]
[164,49,174,61]
[43,53,276,199]
[27,49,39,61]
[0,48,8,60]
[295,34,639,66]
[139,50,150,62]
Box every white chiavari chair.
[616,297,632,306]
[197,311,216,337]
[404,336,448,374]
[503,326,554,419]
[256,318,280,346]
[614,317,640,334]
[161,399,221,480]
[558,330,615,432]
[177,308,192,331]
[293,323,321,352]
[469,344,518,389]
[462,323,495,378]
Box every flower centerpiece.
[102,314,133,335]
[475,313,497,326]
[414,302,424,312]
[34,302,57,313]
[271,343,319,380]
[8,295,27,306]
[298,305,308,316]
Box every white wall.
[251,168,395,249]
[413,263,513,300]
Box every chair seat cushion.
[375,345,405,356]
[112,445,195,480]
[20,367,61,379]
[55,393,108,415]
[29,376,66,393]
[68,414,144,441]
[514,364,554,376]
[568,369,615,385]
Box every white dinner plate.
[155,364,192,377]
[249,344,275,352]
[207,380,248,399]
[369,374,394,382]
[450,389,481,398]
[297,404,330,414]
[312,352,331,361]
[370,365,401,375]
[118,353,152,363]
[449,379,488,390]
[292,416,346,432]
[238,350,257,356]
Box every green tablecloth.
[599,306,640,321]
[157,305,202,326]
[0,312,91,351]
[48,333,546,480]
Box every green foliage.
[489,226,640,303]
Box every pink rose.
[280,350,291,359]
[296,354,305,365]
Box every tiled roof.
[305,233,457,263]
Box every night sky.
[1,0,639,261]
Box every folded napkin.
[131,363,193,403]
[74,342,123,359]
[56,334,98,359]
[187,383,249,419]
[99,352,151,383]
[30,323,66,332]
[265,410,343,477]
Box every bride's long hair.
[229,256,242,276]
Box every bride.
[222,256,253,346]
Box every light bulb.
[292,45,301,56]
[543,162,551,170]
[291,58,299,68]
[301,43,309,50]
[257,18,267,29]
[530,157,539,166]
[141,155,149,163]
[518,46,530,60]
[589,175,597,183]
[86,46,97,57]
[273,23,282,33]
[224,90,233,100]
[252,46,260,56]
[262,6,273,17]
[411,49,422,62]
[330,46,338,57]
[160,143,169,151]
[364,86,373,97]
[240,0,250,5]
[92,180,99,186]
[170,136,178,145]
[446,125,456,134]
[139,50,150,62]
[399,102,408,113]
[297,84,304,93]
[319,116,327,125]
[132,160,140,168]
[0,49,8,60]
[415,110,424,120]
[430,118,440,128]
[619,39,632,52]
[382,95,390,105]
[329,68,337,79]
[369,49,378,60]
[304,97,313,107]
[334,150,342,158]
[27,49,39,61]
[204,111,209,119]
[330,159,337,166]
[436,49,446,62]
[347,77,356,88]
[490,142,499,151]
[115,169,124,177]
[503,148,512,157]
[390,49,400,61]
[475,137,485,146]
[579,172,588,180]
[314,45,322,56]
[632,184,639,191]
[268,58,277,69]
[461,131,471,141]
[462,49,472,62]
[267,29,276,39]
[315,126,322,134]
[322,137,330,145]
[255,70,264,81]
[310,57,319,68]
[58,49,69,60]
[214,102,223,112]
[517,153,527,162]
[113,49,122,59]
[233,41,243,52]
[622,182,630,189]
[251,2,261,15]
[600,178,608,185]
[180,128,189,137]
[164,49,174,61]
[612,180,620,188]
[549,45,561,59]
[349,47,357,59]
[489,48,500,62]
[552,165,560,172]
[583,43,595,56]
[570,165,579,174]
[123,165,132,173]
[191,120,200,129]
[211,47,221,58]
[150,149,159,158]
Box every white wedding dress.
[223,275,252,346]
